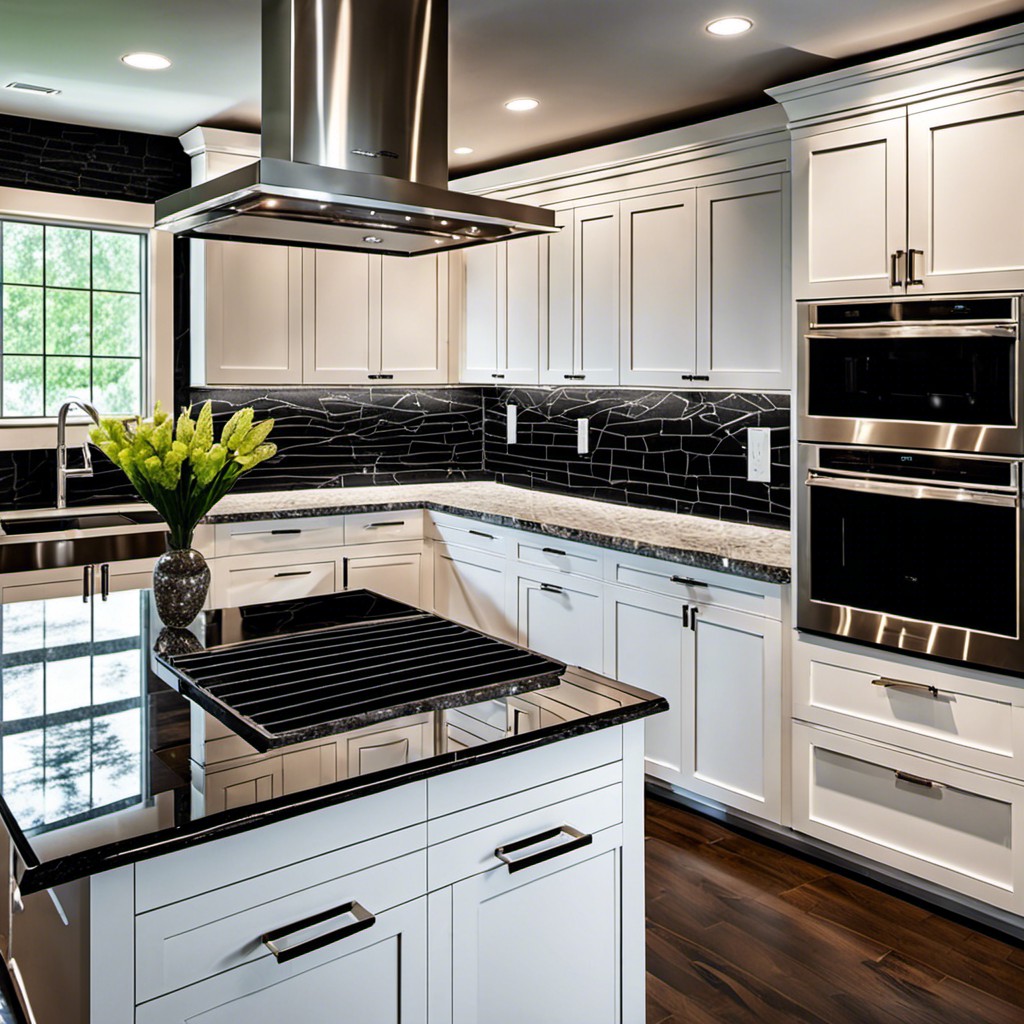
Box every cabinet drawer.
[427,511,509,555]
[136,828,425,1002]
[428,781,623,889]
[214,517,346,556]
[792,723,1024,912]
[515,535,604,579]
[345,546,423,607]
[216,555,336,608]
[136,783,426,911]
[344,510,423,544]
[608,550,782,618]
[794,637,1024,779]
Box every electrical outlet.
[747,427,772,482]
[577,417,590,455]
[506,404,517,444]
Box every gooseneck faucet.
[56,399,101,509]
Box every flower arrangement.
[90,401,276,551]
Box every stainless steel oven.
[799,296,1022,455]
[798,443,1024,674]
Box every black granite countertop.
[0,588,666,895]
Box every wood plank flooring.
[645,794,1024,1024]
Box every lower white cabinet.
[432,542,513,641]
[345,548,424,607]
[516,570,604,674]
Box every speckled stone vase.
[153,548,210,629]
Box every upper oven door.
[798,302,1023,455]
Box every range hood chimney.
[155,0,556,256]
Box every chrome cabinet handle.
[262,901,376,964]
[495,825,593,873]
[907,249,924,286]
[895,770,945,791]
[274,570,313,578]
[805,473,1018,508]
[82,564,93,603]
[890,250,906,288]
[540,582,563,594]
[670,575,708,588]
[100,563,110,601]
[364,521,405,529]
[872,677,939,698]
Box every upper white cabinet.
[302,249,375,381]
[791,86,1024,299]
[460,237,543,384]
[379,255,448,382]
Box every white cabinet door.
[203,240,303,384]
[684,602,782,822]
[697,174,789,390]
[907,89,1024,294]
[502,234,543,384]
[302,249,376,383]
[542,210,575,383]
[792,114,907,299]
[516,573,603,673]
[574,202,620,385]
[379,255,448,382]
[619,190,698,386]
[449,833,621,1024]
[604,587,691,786]
[136,898,427,1024]
[344,718,431,779]
[433,544,513,641]
[345,549,422,607]
[461,244,502,382]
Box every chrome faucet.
[56,399,101,509]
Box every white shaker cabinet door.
[345,548,423,607]
[461,243,502,382]
[619,190,698,387]
[379,254,448,382]
[573,202,620,385]
[302,248,376,383]
[541,210,576,383]
[203,240,303,384]
[433,544,513,641]
[907,89,1024,294]
[697,174,789,391]
[502,234,543,384]
[516,572,604,674]
[792,114,907,300]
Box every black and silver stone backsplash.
[485,388,790,528]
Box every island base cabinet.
[136,898,427,1024]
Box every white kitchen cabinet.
[516,570,604,673]
[344,547,424,607]
[201,240,304,384]
[343,717,432,779]
[462,243,502,382]
[212,550,339,608]
[432,542,513,641]
[907,89,1024,294]
[619,190,698,386]
[697,174,789,390]
[379,255,448,382]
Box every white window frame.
[0,186,173,449]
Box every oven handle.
[807,326,1017,339]
[806,473,1019,508]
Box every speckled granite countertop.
[208,482,791,584]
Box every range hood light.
[364,235,384,244]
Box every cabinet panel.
[462,244,501,381]
[204,241,302,384]
[214,554,337,608]
[542,211,575,382]
[792,115,907,299]
[344,718,430,779]
[503,235,543,383]
[574,203,620,384]
[697,175,789,389]
[433,544,512,641]
[516,572,604,673]
[303,249,375,382]
[908,90,1024,293]
[619,190,697,385]
[345,549,422,607]
[380,255,447,381]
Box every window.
[0,217,147,418]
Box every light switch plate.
[747,427,772,483]
[507,404,517,444]
[577,417,589,455]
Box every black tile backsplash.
[485,388,790,528]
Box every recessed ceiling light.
[5,81,61,96]
[706,16,753,36]
[453,147,474,155]
[504,97,539,112]
[121,52,172,70]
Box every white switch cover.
[577,417,590,455]
[506,404,518,444]
[747,427,772,482]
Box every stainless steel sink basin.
[0,510,164,535]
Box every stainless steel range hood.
[155,0,556,256]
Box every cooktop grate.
[159,609,565,751]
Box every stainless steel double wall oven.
[797,296,1024,674]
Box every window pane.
[2,222,44,285]
[92,231,141,292]
[92,358,140,415]
[93,292,140,357]
[92,651,142,704]
[45,356,90,415]
[45,721,93,821]
[1,601,45,653]
[93,589,142,642]
[45,656,92,715]
[2,285,44,353]
[2,663,44,721]
[46,289,91,354]
[45,227,90,288]
[2,355,43,416]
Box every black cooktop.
[157,591,565,751]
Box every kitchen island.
[0,586,665,1024]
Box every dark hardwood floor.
[645,794,1024,1024]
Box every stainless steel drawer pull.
[364,521,405,529]
[895,770,945,791]
[495,825,593,874]
[872,677,940,698]
[274,570,313,578]
[542,547,567,556]
[540,583,563,594]
[889,249,905,288]
[670,575,709,588]
[82,564,93,603]
[469,529,494,539]
[262,900,376,964]
[100,563,109,601]
[907,249,925,287]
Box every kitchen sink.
[0,510,164,535]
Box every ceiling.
[0,0,1022,175]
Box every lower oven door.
[798,446,1023,673]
